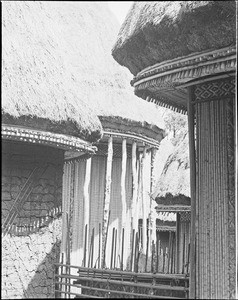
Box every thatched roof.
[28,1,165,140]
[112,1,237,76]
[153,130,190,208]
[2,1,104,143]
[70,1,166,139]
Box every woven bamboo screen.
[193,77,235,299]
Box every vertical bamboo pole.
[83,158,91,268]
[130,141,137,270]
[101,136,113,268]
[98,223,101,269]
[131,142,137,230]
[110,227,115,269]
[142,148,147,254]
[114,229,117,269]
[149,148,157,264]
[187,86,196,298]
[121,228,125,270]
[176,213,180,273]
[61,163,68,258]
[121,139,127,267]
[121,139,127,228]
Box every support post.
[187,86,196,298]
[176,212,181,273]
[101,136,113,268]
[121,139,127,268]
[83,158,91,267]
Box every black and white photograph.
[2,1,237,299]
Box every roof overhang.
[131,46,236,113]
[2,124,97,155]
[103,129,161,149]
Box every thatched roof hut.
[112,1,236,113]
[153,131,191,212]
[111,1,236,298]
[2,1,103,147]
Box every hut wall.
[65,141,156,272]
[177,212,191,274]
[2,140,63,299]
[193,77,235,299]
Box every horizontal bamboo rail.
[55,281,184,299]
[55,264,189,280]
[55,263,189,299]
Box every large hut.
[49,2,166,278]
[112,1,236,299]
[2,2,103,298]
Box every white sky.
[107,1,133,25]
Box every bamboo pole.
[130,229,135,271]
[110,228,115,269]
[219,99,224,298]
[187,86,196,298]
[156,232,159,273]
[83,225,88,267]
[203,100,209,298]
[121,228,124,271]
[98,223,101,269]
[121,139,127,268]
[141,148,147,255]
[83,158,91,267]
[114,229,117,269]
[210,99,216,298]
[196,100,201,296]
[221,99,228,298]
[91,228,95,268]
[168,231,172,274]
[131,142,137,231]
[101,136,113,268]
[149,148,157,260]
[176,213,180,273]
[121,139,127,229]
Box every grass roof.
[112,1,236,75]
[2,1,103,142]
[153,129,190,202]
[2,2,166,142]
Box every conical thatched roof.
[26,1,165,140]
[153,130,191,208]
[2,1,103,143]
[112,1,236,75]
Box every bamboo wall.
[61,139,158,274]
[177,212,190,274]
[192,77,235,299]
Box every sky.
[107,1,133,25]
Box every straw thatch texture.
[2,1,104,143]
[17,1,165,138]
[112,1,236,75]
[153,130,190,205]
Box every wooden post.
[121,139,127,267]
[176,213,181,273]
[131,141,138,231]
[83,158,91,267]
[142,148,147,254]
[101,136,113,268]
[121,139,127,228]
[149,148,157,260]
[187,86,196,298]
